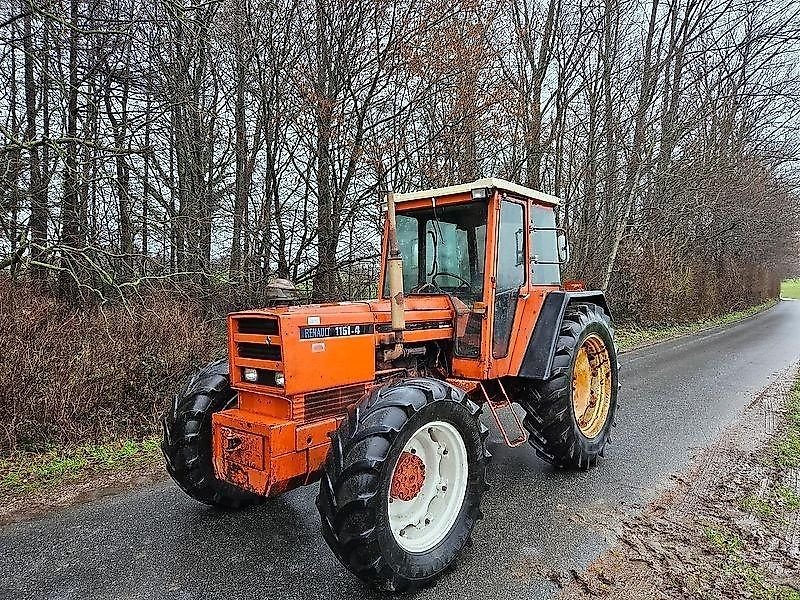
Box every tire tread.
[316,378,489,592]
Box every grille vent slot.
[237,317,279,336]
[237,342,282,361]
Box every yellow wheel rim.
[571,333,613,439]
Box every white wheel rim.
[387,420,469,553]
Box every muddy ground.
[0,461,164,526]
[560,367,800,600]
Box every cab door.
[490,198,528,364]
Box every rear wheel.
[317,378,489,592]
[161,359,262,508]
[521,303,619,470]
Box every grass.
[776,379,800,469]
[616,299,778,350]
[742,374,800,600]
[775,485,800,511]
[0,437,161,497]
[702,525,799,600]
[703,525,744,554]
[739,484,800,521]
[781,278,800,300]
[740,494,776,519]
[740,482,800,521]
[694,374,800,600]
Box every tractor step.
[478,380,528,448]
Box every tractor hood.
[227,296,454,398]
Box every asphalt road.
[3,301,800,600]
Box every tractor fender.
[517,290,612,380]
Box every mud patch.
[0,461,165,526]
[560,366,800,599]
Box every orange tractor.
[162,178,619,591]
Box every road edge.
[618,299,780,355]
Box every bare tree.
[0,0,796,317]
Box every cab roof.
[393,177,560,206]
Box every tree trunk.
[230,1,248,279]
[105,67,132,258]
[59,0,82,298]
[23,7,47,279]
[312,0,338,301]
[601,0,660,292]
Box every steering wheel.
[431,272,471,291]
[409,281,440,294]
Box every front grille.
[237,317,279,336]
[238,342,282,361]
[303,384,367,421]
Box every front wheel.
[161,359,263,508]
[316,378,489,592]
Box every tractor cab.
[381,178,566,380]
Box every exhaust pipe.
[384,191,405,362]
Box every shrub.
[0,279,224,453]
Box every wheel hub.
[572,333,613,439]
[387,421,469,553]
[390,451,426,501]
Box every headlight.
[275,372,285,387]
[243,368,258,383]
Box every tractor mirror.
[557,232,570,264]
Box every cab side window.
[531,205,560,285]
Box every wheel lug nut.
[442,485,447,491]
[443,449,448,455]
[424,518,430,525]
[410,448,416,454]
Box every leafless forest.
[1,0,799,320]
[1,0,800,451]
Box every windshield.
[385,201,487,303]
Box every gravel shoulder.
[0,462,164,526]
[615,299,778,352]
[0,440,163,526]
